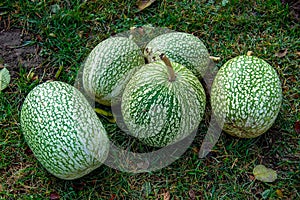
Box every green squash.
[82,36,145,106]
[121,55,206,147]
[211,55,282,138]
[144,32,210,77]
[20,81,109,180]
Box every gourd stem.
[160,54,176,82]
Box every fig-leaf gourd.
[21,81,109,180]
[211,55,282,138]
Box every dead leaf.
[295,121,300,134]
[192,147,199,153]
[296,52,300,56]
[50,192,60,200]
[275,49,288,58]
[247,51,253,56]
[249,174,255,181]
[109,194,116,200]
[188,189,195,200]
[36,34,42,42]
[163,191,170,200]
[276,189,284,198]
[137,0,156,11]
[253,164,277,182]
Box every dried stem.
[160,54,176,82]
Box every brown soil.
[0,28,53,81]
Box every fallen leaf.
[50,192,60,200]
[295,121,300,134]
[296,52,300,56]
[249,174,255,181]
[137,0,156,11]
[289,75,297,83]
[192,147,199,153]
[188,189,195,200]
[0,67,11,91]
[275,49,288,58]
[163,191,170,200]
[109,194,116,200]
[276,189,284,198]
[36,34,42,42]
[247,51,253,56]
[253,164,277,182]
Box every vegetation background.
[0,0,299,199]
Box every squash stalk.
[160,54,176,82]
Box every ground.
[0,29,47,79]
[0,0,299,199]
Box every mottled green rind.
[122,61,206,147]
[144,32,210,77]
[20,81,109,180]
[83,37,145,106]
[211,55,282,138]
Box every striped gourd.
[20,81,109,180]
[144,32,210,77]
[121,55,206,147]
[82,37,145,106]
[211,55,282,138]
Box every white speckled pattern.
[144,32,210,77]
[121,61,206,147]
[211,56,282,138]
[20,81,109,180]
[82,37,145,106]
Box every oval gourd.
[211,55,282,138]
[144,32,210,77]
[82,37,145,106]
[121,56,206,147]
[20,81,109,180]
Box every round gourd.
[211,55,282,138]
[121,55,206,147]
[144,32,210,77]
[82,36,145,106]
[20,81,109,180]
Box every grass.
[0,0,299,199]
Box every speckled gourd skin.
[144,32,210,77]
[211,55,282,138]
[121,61,206,147]
[82,37,145,106]
[20,81,109,180]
